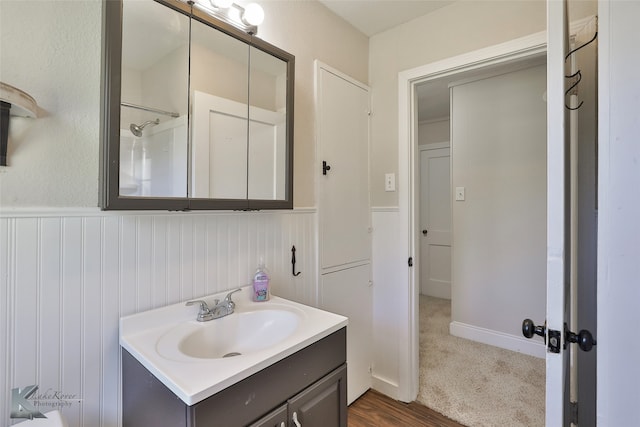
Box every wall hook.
[291,245,302,276]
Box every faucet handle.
[186,300,210,311]
[185,300,213,321]
[223,288,242,301]
[223,288,242,309]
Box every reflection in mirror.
[189,17,249,200]
[120,0,189,198]
[248,46,288,201]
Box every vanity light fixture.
[193,0,265,34]
[241,3,264,26]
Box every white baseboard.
[450,321,545,359]
[371,374,400,401]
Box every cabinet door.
[320,265,372,404]
[247,403,287,427]
[288,365,347,427]
[317,65,370,270]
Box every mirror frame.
[100,0,294,211]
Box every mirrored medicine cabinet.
[101,0,294,210]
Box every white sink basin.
[157,308,301,360]
[120,287,347,405]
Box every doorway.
[395,34,549,404]
[398,15,598,426]
[413,57,548,425]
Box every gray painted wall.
[450,64,547,340]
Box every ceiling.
[317,0,456,37]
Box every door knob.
[422,229,428,235]
[322,160,331,175]
[565,323,596,352]
[524,319,596,353]
[522,318,546,339]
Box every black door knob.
[422,229,428,235]
[522,319,546,339]
[565,324,596,352]
[322,160,331,175]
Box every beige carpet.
[416,296,545,427]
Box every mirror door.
[189,14,249,205]
[102,0,294,210]
[247,45,289,202]
[120,0,190,199]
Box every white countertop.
[119,287,348,405]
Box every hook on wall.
[563,27,598,111]
[291,245,302,277]
[565,70,584,111]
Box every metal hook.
[565,70,584,110]
[562,27,598,111]
[291,245,301,277]
[565,30,598,63]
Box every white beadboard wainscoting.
[0,208,317,427]
[370,207,403,399]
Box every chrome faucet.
[186,288,242,321]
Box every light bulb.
[243,3,264,26]
[211,0,233,8]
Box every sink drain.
[223,352,242,358]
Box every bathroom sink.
[120,286,347,405]
[157,308,301,360]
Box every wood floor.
[348,390,465,427]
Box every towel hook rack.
[291,245,301,277]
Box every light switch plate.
[385,173,396,192]
[455,186,465,201]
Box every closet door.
[317,65,370,270]
[316,62,372,404]
[319,265,372,404]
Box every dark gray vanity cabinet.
[122,328,347,427]
[248,404,288,427]
[249,365,347,427]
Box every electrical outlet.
[455,186,465,201]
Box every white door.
[545,0,570,424]
[316,61,372,404]
[319,265,372,404]
[190,91,285,199]
[317,65,371,270]
[419,146,451,299]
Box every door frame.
[398,12,595,405]
[396,30,547,402]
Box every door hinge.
[570,401,578,425]
[408,257,413,267]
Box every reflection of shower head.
[130,119,159,137]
